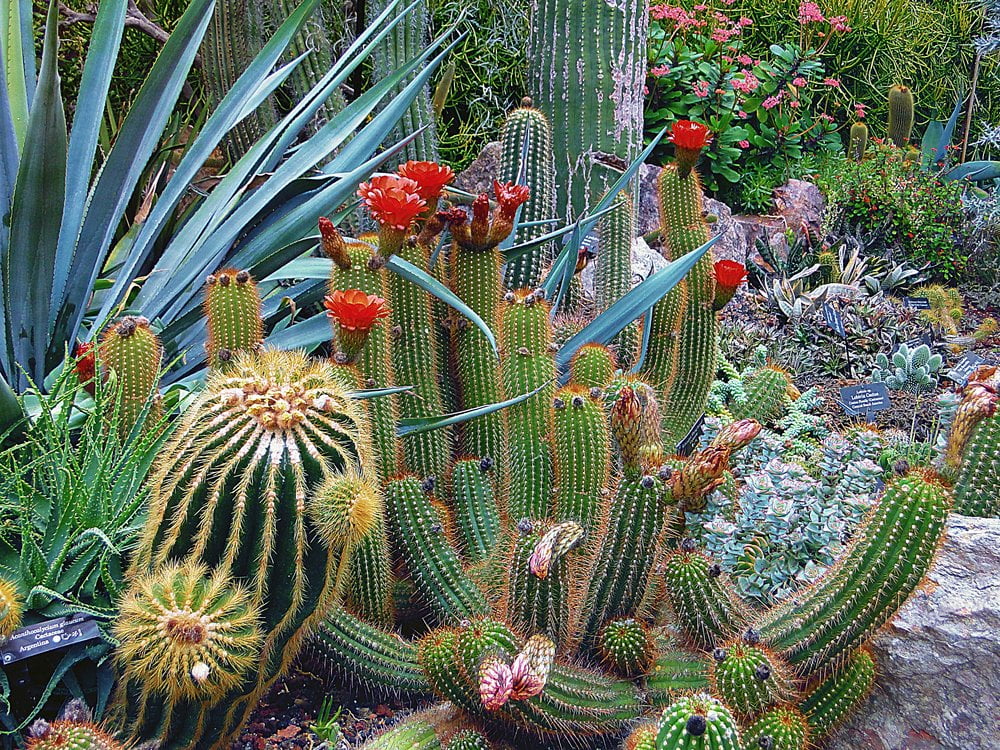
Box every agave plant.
[0,0,454,425]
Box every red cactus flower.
[357,175,426,232]
[493,180,531,221]
[324,289,390,332]
[669,120,713,150]
[670,120,713,177]
[712,260,747,310]
[74,341,97,397]
[325,289,391,363]
[397,161,455,201]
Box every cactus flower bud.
[479,657,514,710]
[509,634,555,700]
[711,418,761,451]
[318,217,351,270]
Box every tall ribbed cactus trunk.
[367,0,438,162]
[501,103,558,289]
[527,0,647,221]
[202,1,277,161]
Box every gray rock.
[454,141,503,195]
[827,514,1000,750]
[773,178,825,240]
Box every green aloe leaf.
[555,235,720,374]
[348,385,415,400]
[4,0,66,389]
[397,381,550,436]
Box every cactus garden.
[0,0,998,748]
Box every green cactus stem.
[729,365,796,425]
[597,618,654,677]
[99,315,162,439]
[946,372,1000,516]
[848,122,868,161]
[661,544,748,649]
[887,85,915,148]
[654,693,742,750]
[756,470,951,677]
[385,476,488,623]
[505,520,582,645]
[595,191,641,366]
[569,343,618,390]
[26,719,125,750]
[743,707,809,750]
[527,0,647,219]
[311,604,431,697]
[800,647,876,739]
[501,102,558,289]
[708,639,794,717]
[204,269,263,371]
[119,349,369,749]
[645,635,710,705]
[623,724,658,750]
[387,238,452,482]
[500,290,556,521]
[552,385,611,531]
[644,165,718,446]
[328,235,401,481]
[580,468,673,650]
[450,211,507,466]
[452,457,502,563]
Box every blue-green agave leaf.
[397,381,550,436]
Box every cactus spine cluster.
[26,719,125,750]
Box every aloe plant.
[0,0,454,423]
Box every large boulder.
[454,141,503,195]
[826,514,1000,750]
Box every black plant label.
[0,613,101,665]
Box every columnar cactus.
[708,639,793,717]
[527,0,648,220]
[552,385,610,531]
[99,315,162,438]
[945,368,1000,517]
[500,102,558,289]
[755,470,951,677]
[500,290,556,521]
[570,343,618,390]
[887,84,915,147]
[661,544,748,649]
[743,707,809,750]
[848,121,869,161]
[595,192,641,367]
[800,647,876,739]
[118,349,370,748]
[204,268,263,370]
[728,365,798,424]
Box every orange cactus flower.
[325,289,391,363]
[397,161,455,201]
[493,180,531,221]
[357,175,426,232]
[324,289,390,332]
[74,341,97,397]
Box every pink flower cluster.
[732,71,761,93]
[797,1,825,24]
[854,102,867,119]
[650,64,672,78]
[651,4,706,29]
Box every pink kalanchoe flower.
[790,99,801,108]
[733,71,761,93]
[762,94,782,110]
[798,1,824,23]
[792,76,808,87]
[738,16,753,26]
[738,139,750,148]
[692,80,711,98]
[650,64,672,78]
[828,15,851,32]
[737,53,753,65]
[823,77,841,87]
[854,102,867,119]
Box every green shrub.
[818,146,973,280]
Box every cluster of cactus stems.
[92,122,968,750]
